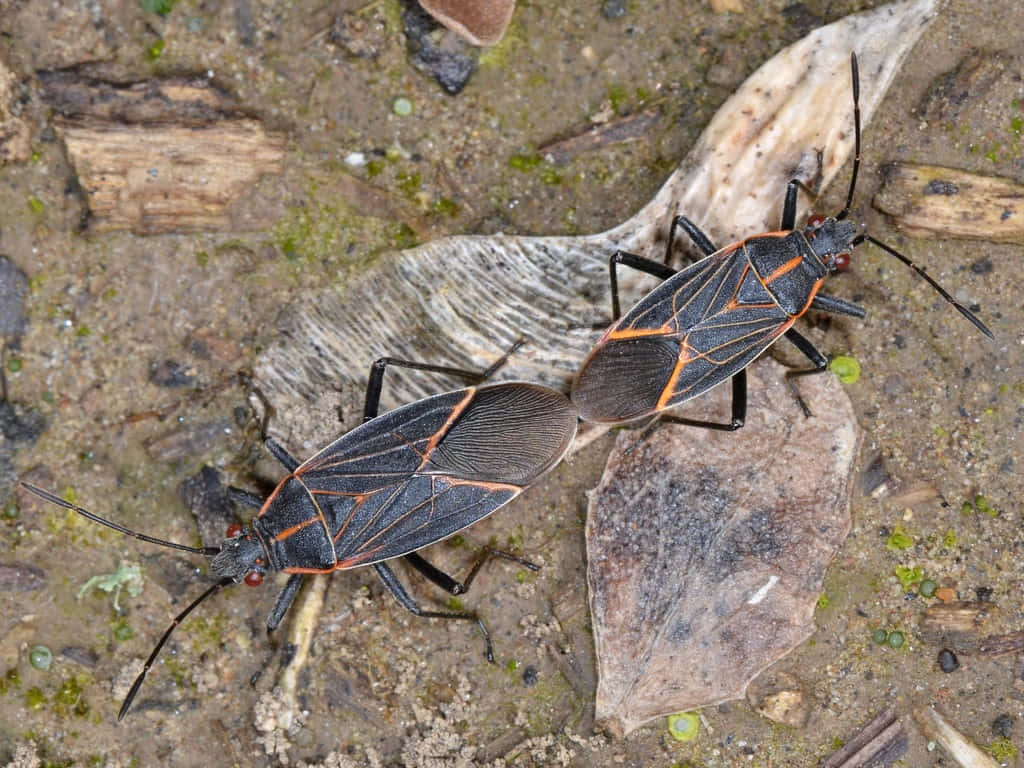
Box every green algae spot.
[509,154,542,171]
[894,565,923,589]
[667,712,700,742]
[974,494,1000,517]
[539,168,563,186]
[828,355,861,384]
[987,738,1018,760]
[141,0,178,16]
[446,597,466,612]
[395,170,421,197]
[25,687,46,710]
[112,617,133,643]
[54,676,90,717]
[885,526,913,551]
[433,197,459,217]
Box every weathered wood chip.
[38,73,285,235]
[822,708,907,768]
[919,600,996,651]
[873,163,1024,244]
[913,704,999,768]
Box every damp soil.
[1,1,1022,766]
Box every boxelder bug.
[572,52,993,427]
[23,346,577,719]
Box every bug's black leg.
[667,215,718,262]
[608,250,677,321]
[781,179,820,230]
[239,371,278,445]
[810,294,867,318]
[373,561,496,662]
[404,547,539,596]
[263,437,301,472]
[265,573,306,633]
[782,181,800,230]
[364,339,526,422]
[782,328,829,417]
[659,369,747,431]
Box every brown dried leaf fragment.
[418,0,516,47]
[586,359,860,737]
[873,163,1024,244]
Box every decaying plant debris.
[586,360,860,736]
[38,72,285,235]
[873,163,1024,243]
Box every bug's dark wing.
[660,302,792,408]
[423,383,577,485]
[573,256,791,423]
[617,247,748,334]
[291,384,576,569]
[572,334,683,423]
[294,388,475,491]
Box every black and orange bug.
[572,53,992,427]
[22,346,577,719]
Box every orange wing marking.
[416,389,476,471]
[292,477,335,563]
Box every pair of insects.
[25,53,991,718]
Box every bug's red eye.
[807,213,827,228]
[244,571,263,587]
[834,252,851,271]
[226,523,243,538]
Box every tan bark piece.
[873,162,1024,244]
[39,73,285,235]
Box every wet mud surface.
[1,1,1022,766]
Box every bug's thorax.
[211,526,273,582]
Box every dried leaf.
[586,360,860,736]
[418,0,516,46]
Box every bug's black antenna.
[20,482,220,557]
[837,52,861,221]
[852,234,994,339]
[119,578,233,720]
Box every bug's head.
[211,526,268,585]
[805,215,857,272]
